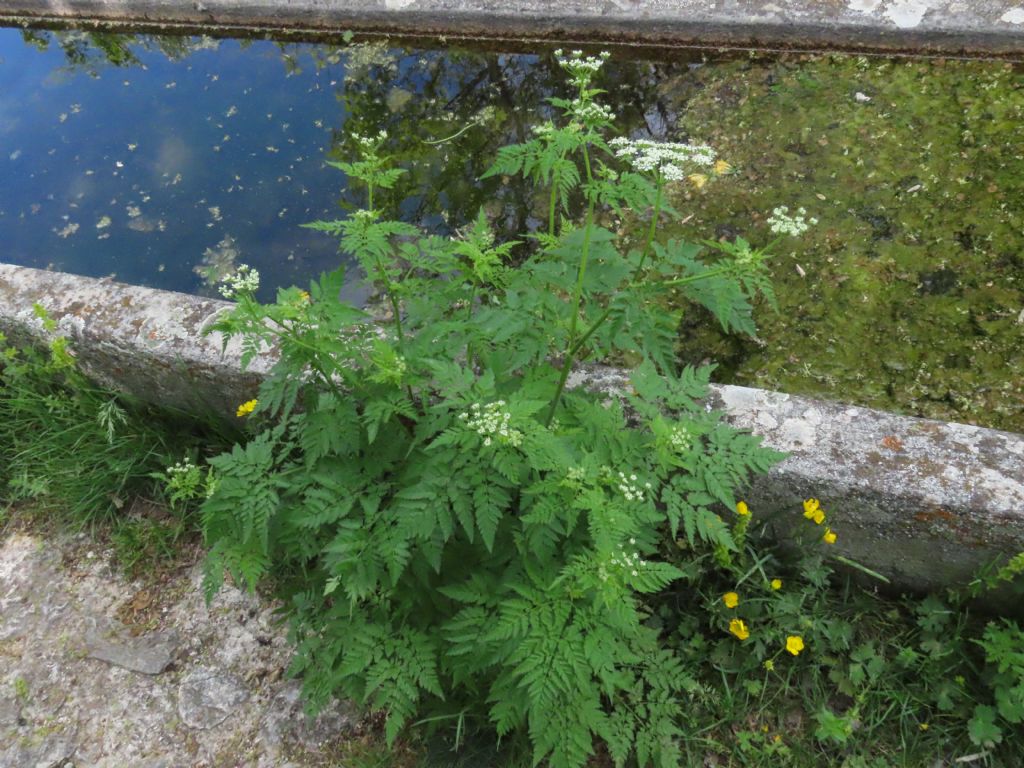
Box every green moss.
[661,53,1024,432]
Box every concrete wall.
[1,263,1022,593]
[3,0,1024,57]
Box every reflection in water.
[0,28,685,301]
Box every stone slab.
[1,262,1022,592]
[1,0,1024,57]
[85,618,180,675]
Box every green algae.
[660,53,1023,433]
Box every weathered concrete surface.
[0,263,269,419]
[0,528,360,767]
[3,0,1024,57]
[2,262,1022,591]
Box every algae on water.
[661,54,1023,432]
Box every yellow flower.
[714,159,732,175]
[736,500,750,516]
[770,579,783,590]
[786,635,805,656]
[919,723,929,731]
[823,528,837,545]
[236,399,258,418]
[773,734,782,744]
[298,290,311,302]
[688,173,708,189]
[723,592,740,609]
[729,618,750,640]
[811,508,826,525]
[802,498,820,518]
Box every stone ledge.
[2,262,1021,592]
[3,0,1024,57]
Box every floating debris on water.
[126,205,141,218]
[195,234,240,286]
[96,215,111,229]
[55,222,79,238]
[8,149,20,160]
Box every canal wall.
[2,0,1024,57]
[1,262,1021,594]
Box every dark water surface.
[0,28,682,301]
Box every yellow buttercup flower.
[823,528,837,545]
[770,579,783,590]
[785,635,805,656]
[919,723,929,731]
[723,592,739,609]
[811,508,826,525]
[236,399,258,418]
[736,500,750,516]
[803,498,821,518]
[688,173,708,189]
[729,618,749,640]
[714,159,732,175]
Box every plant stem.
[545,145,595,426]
[567,263,737,364]
[548,151,567,238]
[634,178,663,276]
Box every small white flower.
[767,205,815,236]
[217,264,260,298]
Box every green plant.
[0,308,160,521]
[199,50,821,768]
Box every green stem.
[548,150,567,239]
[634,179,663,276]
[567,263,737,364]
[557,180,666,362]
[545,145,595,427]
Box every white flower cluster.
[218,264,260,298]
[554,49,610,73]
[458,401,522,448]
[570,99,615,125]
[616,471,652,503]
[532,121,556,138]
[767,206,818,236]
[600,540,648,580]
[355,129,388,149]
[566,465,586,484]
[167,458,197,476]
[609,137,716,181]
[669,425,693,453]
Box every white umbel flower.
[458,401,523,448]
[218,264,260,298]
[767,206,818,236]
[609,137,716,180]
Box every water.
[0,27,678,302]
[1,27,1021,430]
